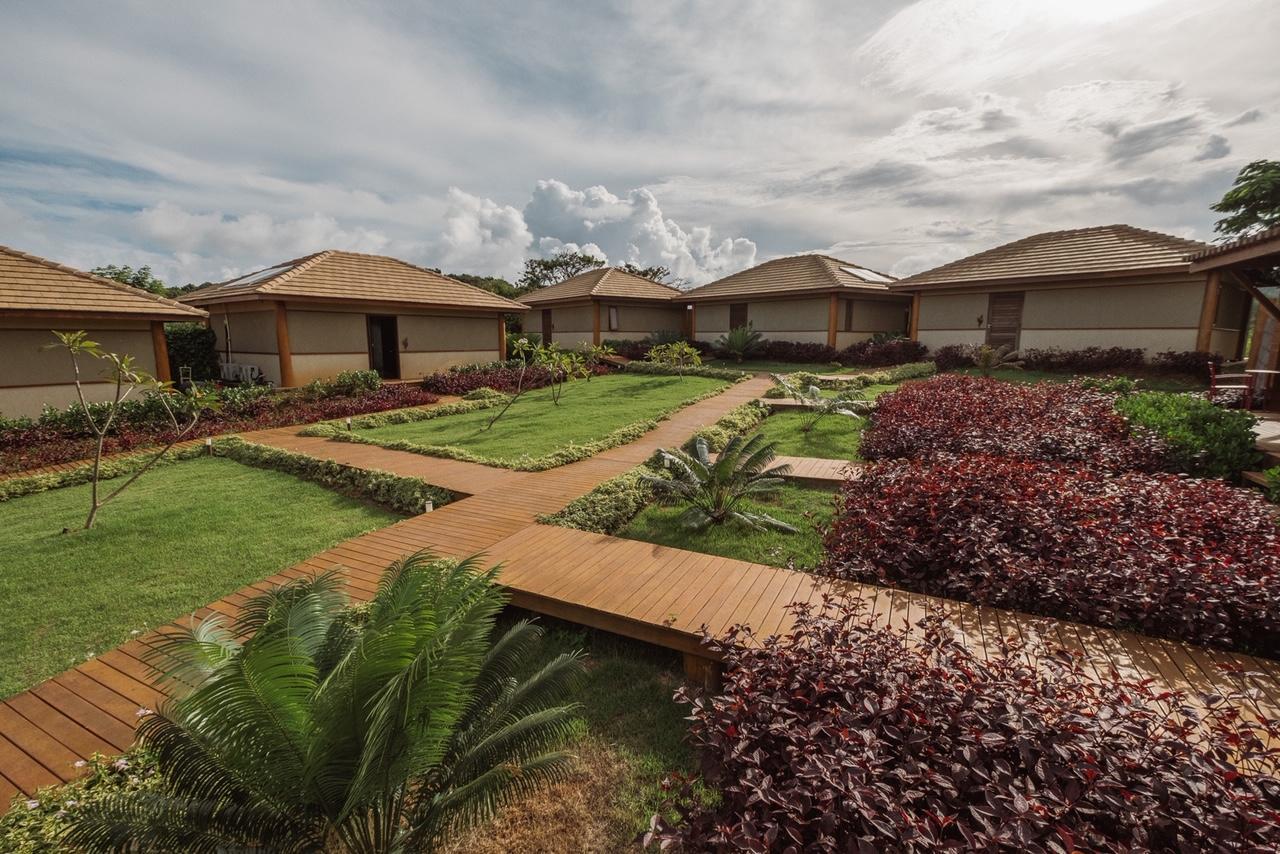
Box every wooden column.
[274,301,296,388]
[498,316,507,360]
[688,305,697,340]
[150,321,171,383]
[908,294,921,341]
[826,293,838,347]
[682,653,722,693]
[592,301,601,345]
[1195,272,1221,353]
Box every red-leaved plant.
[820,453,1280,656]
[647,601,1280,852]
[860,374,1167,473]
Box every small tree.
[770,373,873,433]
[646,433,796,531]
[646,341,703,379]
[715,325,763,363]
[45,331,210,530]
[1212,159,1280,238]
[581,343,617,380]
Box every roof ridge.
[369,253,528,309]
[256,250,334,293]
[809,254,846,289]
[0,244,206,315]
[605,266,686,295]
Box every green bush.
[462,386,508,401]
[538,465,669,533]
[164,322,219,381]
[0,445,206,502]
[0,750,160,853]
[214,437,451,513]
[298,396,504,435]
[688,400,771,452]
[623,361,747,381]
[1116,391,1261,480]
[1079,375,1140,394]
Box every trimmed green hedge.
[298,396,505,435]
[687,400,772,452]
[621,361,748,382]
[0,438,452,514]
[214,438,451,513]
[1115,391,1261,480]
[0,445,206,502]
[538,464,669,533]
[164,322,220,381]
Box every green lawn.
[0,457,399,698]
[707,359,858,374]
[619,482,836,569]
[951,367,1204,392]
[755,410,867,459]
[357,374,726,462]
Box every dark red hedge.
[860,374,1166,473]
[820,453,1280,656]
[648,602,1280,852]
[837,337,928,367]
[420,360,558,395]
[0,384,440,474]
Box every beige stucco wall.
[401,350,501,377]
[602,303,686,341]
[694,298,829,343]
[398,314,497,353]
[915,279,1228,355]
[0,319,157,418]
[287,310,367,355]
[290,354,369,385]
[209,308,280,384]
[542,304,594,349]
[693,303,731,340]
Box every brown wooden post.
[274,301,296,387]
[689,304,697,340]
[826,293,838,348]
[908,293,921,341]
[150,321,171,383]
[1196,272,1221,353]
[593,301,601,346]
[498,316,507,360]
[682,653,722,693]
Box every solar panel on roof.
[840,265,893,283]
[228,263,294,287]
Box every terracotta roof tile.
[518,267,685,304]
[683,254,896,301]
[1187,224,1280,263]
[893,225,1207,290]
[0,245,207,319]
[181,250,527,312]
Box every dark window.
[729,302,748,328]
[608,305,619,332]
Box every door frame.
[541,308,553,344]
[366,314,401,379]
[984,291,1025,350]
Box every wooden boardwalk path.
[3,376,1280,808]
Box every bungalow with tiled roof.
[682,254,910,348]
[517,267,689,348]
[892,224,1249,357]
[181,250,528,387]
[0,245,208,418]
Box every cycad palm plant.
[63,553,584,853]
[647,433,797,532]
[770,373,873,433]
[714,324,763,363]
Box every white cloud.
[436,188,532,277]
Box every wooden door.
[366,315,401,379]
[729,303,748,329]
[541,309,553,344]
[985,292,1024,350]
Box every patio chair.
[1208,360,1255,410]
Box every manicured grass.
[619,482,836,569]
[707,359,860,374]
[755,410,867,459]
[951,367,1204,392]
[357,374,726,462]
[0,457,399,698]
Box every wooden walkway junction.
[2,377,1280,809]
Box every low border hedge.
[686,400,771,452]
[537,464,668,534]
[621,362,748,382]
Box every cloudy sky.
[1,0,1276,286]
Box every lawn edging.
[307,385,734,472]
[0,437,452,514]
[620,362,750,382]
[687,400,772,451]
[539,464,668,534]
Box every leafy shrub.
[687,400,770,451]
[930,343,972,371]
[820,453,1280,655]
[1078,374,1140,394]
[650,601,1280,852]
[163,322,219,381]
[837,337,927,367]
[538,465,668,533]
[758,339,837,363]
[647,433,796,531]
[461,386,508,401]
[862,374,1166,473]
[1150,349,1225,375]
[601,338,653,360]
[1116,391,1261,479]
[1021,345,1145,373]
[421,359,557,395]
[505,330,541,358]
[714,324,764,362]
[623,361,745,381]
